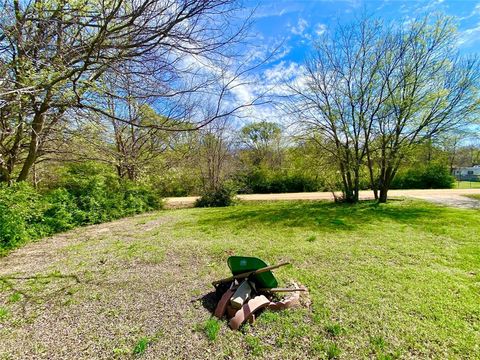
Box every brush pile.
[211,256,307,330]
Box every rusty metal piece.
[226,303,238,319]
[229,295,270,330]
[267,290,301,311]
[214,288,236,319]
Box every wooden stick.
[258,287,307,293]
[212,262,290,286]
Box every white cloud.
[315,23,327,36]
[458,22,480,46]
[290,18,309,36]
[250,2,303,19]
[264,61,303,83]
[459,3,480,20]
[225,60,307,124]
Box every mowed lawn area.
[455,181,480,189]
[0,200,479,359]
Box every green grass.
[172,200,480,358]
[1,199,479,358]
[201,318,221,341]
[455,180,480,189]
[132,337,150,356]
[0,307,9,321]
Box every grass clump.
[325,323,345,337]
[325,342,341,359]
[201,318,221,341]
[132,337,151,356]
[8,292,22,303]
[0,307,9,320]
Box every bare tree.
[369,17,480,202]
[290,18,391,202]
[0,0,259,183]
[290,15,479,202]
[196,118,233,193]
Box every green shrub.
[236,169,324,194]
[0,163,163,253]
[55,163,163,224]
[0,183,44,249]
[195,186,236,207]
[43,188,79,232]
[391,163,454,189]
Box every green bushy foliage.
[236,169,324,194]
[195,185,237,207]
[0,182,51,250]
[0,163,163,253]
[391,163,454,189]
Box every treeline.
[171,121,462,201]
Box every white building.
[453,165,480,180]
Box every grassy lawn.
[455,181,480,189]
[0,200,479,359]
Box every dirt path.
[166,188,480,209]
[0,213,224,359]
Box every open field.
[1,199,479,359]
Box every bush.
[236,169,324,194]
[391,163,454,189]
[54,163,163,224]
[43,188,79,232]
[0,163,163,253]
[195,186,237,207]
[0,183,44,249]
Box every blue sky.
[248,0,480,58]
[229,0,480,123]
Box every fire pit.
[211,256,307,330]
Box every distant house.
[453,165,480,181]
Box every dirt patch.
[0,212,227,360]
[407,194,480,209]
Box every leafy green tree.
[368,17,479,202]
[239,121,283,168]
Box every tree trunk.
[353,168,360,203]
[17,94,51,182]
[17,116,43,181]
[378,186,388,203]
[378,166,395,203]
[365,144,378,200]
[0,165,10,183]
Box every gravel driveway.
[166,189,480,209]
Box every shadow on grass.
[0,272,83,314]
[197,200,443,233]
